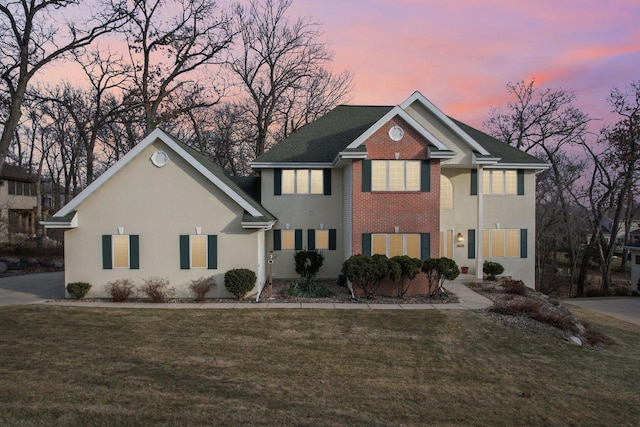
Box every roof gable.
[53,129,274,222]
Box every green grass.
[0,306,639,426]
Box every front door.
[440,229,454,259]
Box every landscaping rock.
[571,323,586,336]
[0,262,7,274]
[8,261,26,270]
[568,336,583,346]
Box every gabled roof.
[254,105,392,164]
[252,91,547,168]
[47,129,275,228]
[450,118,545,166]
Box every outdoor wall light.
[456,232,464,242]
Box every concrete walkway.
[0,271,493,310]
[41,276,492,310]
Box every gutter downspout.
[476,165,484,280]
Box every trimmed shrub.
[503,279,527,296]
[224,268,256,300]
[66,282,91,299]
[107,279,136,302]
[483,261,504,281]
[422,257,460,297]
[140,277,174,303]
[188,276,215,302]
[280,277,334,298]
[390,255,422,298]
[341,254,401,298]
[294,249,325,279]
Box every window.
[102,234,139,269]
[307,229,337,251]
[371,160,421,191]
[282,169,324,194]
[482,170,518,195]
[482,229,520,258]
[112,235,130,268]
[180,235,217,269]
[273,229,302,251]
[281,230,295,250]
[635,255,640,265]
[371,233,421,258]
[190,235,207,268]
[7,181,35,196]
[440,176,453,209]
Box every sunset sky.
[41,0,640,132]
[289,0,640,130]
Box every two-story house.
[43,91,547,298]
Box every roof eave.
[250,162,333,169]
[241,220,277,230]
[41,212,78,229]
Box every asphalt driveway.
[0,272,64,306]
[564,297,640,326]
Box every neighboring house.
[43,91,547,298]
[601,215,640,254]
[0,164,38,241]
[624,243,640,294]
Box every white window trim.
[372,160,420,192]
[483,228,520,258]
[190,235,208,269]
[112,235,130,269]
[483,170,517,195]
[372,233,420,258]
[282,169,324,195]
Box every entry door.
[440,229,454,259]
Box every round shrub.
[224,268,256,300]
[66,282,91,299]
[294,249,325,279]
[483,261,505,281]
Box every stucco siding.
[261,168,344,279]
[64,140,261,299]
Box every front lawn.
[0,306,638,426]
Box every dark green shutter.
[420,233,431,261]
[180,235,190,269]
[520,229,528,258]
[274,169,282,196]
[329,229,337,250]
[295,229,303,250]
[130,235,139,269]
[273,230,281,250]
[207,235,217,269]
[470,169,478,195]
[102,235,112,269]
[468,229,476,259]
[323,169,331,195]
[308,229,316,250]
[517,169,525,195]
[362,233,372,256]
[362,160,372,192]
[420,160,431,191]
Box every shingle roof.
[254,105,393,163]
[0,164,36,182]
[254,104,545,166]
[449,118,545,165]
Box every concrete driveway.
[0,272,64,306]
[563,297,640,326]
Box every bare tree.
[120,0,233,135]
[0,0,130,173]
[486,79,590,288]
[226,0,351,157]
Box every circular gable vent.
[151,150,169,167]
[389,125,404,141]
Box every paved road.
[563,297,640,326]
[0,272,64,306]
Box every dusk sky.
[289,0,640,130]
[41,0,640,132]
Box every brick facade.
[351,116,441,295]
